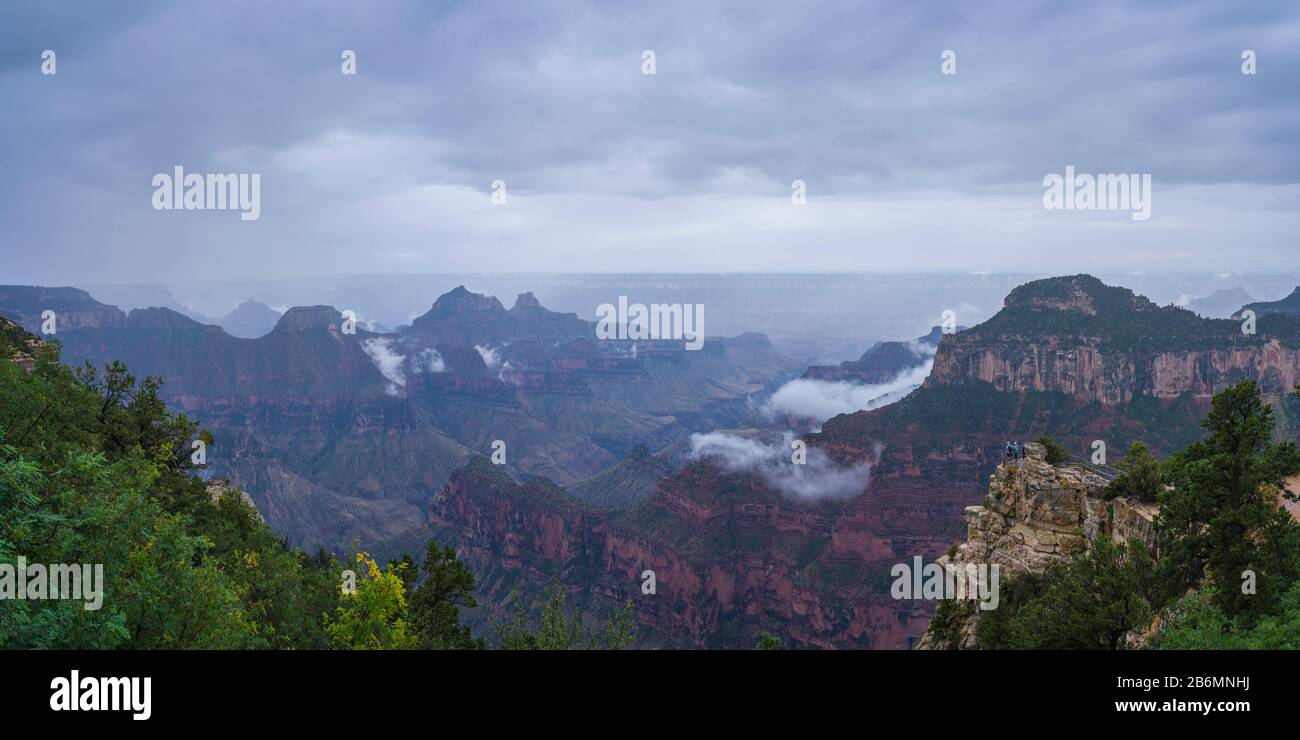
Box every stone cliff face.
[1147,344,1300,398]
[425,458,934,649]
[0,286,126,333]
[917,443,1156,648]
[957,445,1155,571]
[1,316,44,372]
[928,337,1300,404]
[206,480,263,521]
[407,286,592,345]
[785,276,1300,649]
[925,275,1300,404]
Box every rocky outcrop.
[206,480,263,522]
[917,443,1156,648]
[1,315,44,372]
[958,443,1155,570]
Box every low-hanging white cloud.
[689,431,879,501]
[496,360,516,385]
[475,344,502,369]
[362,337,406,395]
[764,357,934,422]
[413,347,446,373]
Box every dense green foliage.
[1153,381,1300,620]
[956,381,1300,650]
[1034,435,1070,465]
[968,570,1043,649]
[407,542,484,649]
[0,327,609,649]
[1104,441,1162,503]
[0,338,340,648]
[327,552,414,649]
[1152,582,1300,649]
[975,540,1155,649]
[495,576,635,650]
[926,598,974,650]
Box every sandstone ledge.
[917,443,1156,649]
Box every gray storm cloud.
[1,1,1298,282]
[689,431,878,501]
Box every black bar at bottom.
[2,649,1279,727]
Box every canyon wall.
[927,337,1300,404]
[426,458,938,649]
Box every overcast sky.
[2,0,1297,283]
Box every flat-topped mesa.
[270,305,346,333]
[0,285,127,333]
[924,274,1300,404]
[124,306,209,331]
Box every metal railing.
[1069,455,1121,481]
